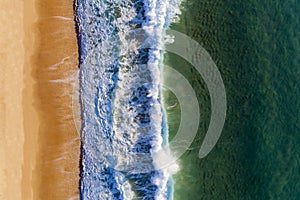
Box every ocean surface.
[165,0,300,199]
[76,0,300,199]
[76,0,182,199]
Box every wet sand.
[0,0,80,199]
[31,0,80,199]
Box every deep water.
[163,0,300,199]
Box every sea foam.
[77,0,182,199]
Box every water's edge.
[74,0,183,199]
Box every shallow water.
[76,0,182,199]
[76,0,300,199]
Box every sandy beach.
[0,1,28,199]
[0,0,80,199]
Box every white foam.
[48,56,71,70]
[78,0,184,199]
[51,16,73,21]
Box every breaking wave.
[76,0,182,199]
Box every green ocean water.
[163,0,300,199]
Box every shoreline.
[31,0,80,199]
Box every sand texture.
[0,0,80,199]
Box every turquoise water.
[164,0,300,199]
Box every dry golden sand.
[0,0,80,199]
[0,1,27,199]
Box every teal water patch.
[164,0,300,199]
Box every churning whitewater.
[76,0,182,199]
